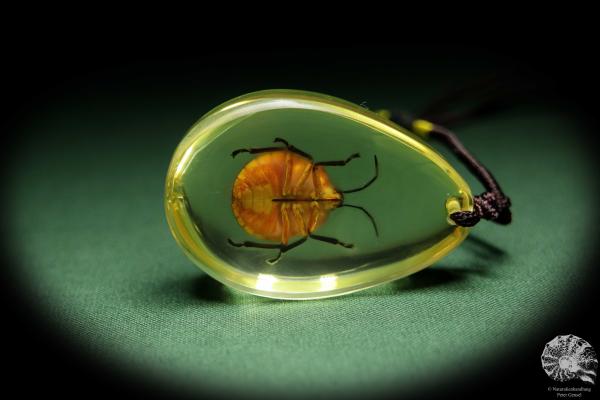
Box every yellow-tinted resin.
[165,90,473,299]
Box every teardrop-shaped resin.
[165,90,473,299]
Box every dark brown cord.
[390,113,512,228]
[430,124,511,227]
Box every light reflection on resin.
[165,90,473,299]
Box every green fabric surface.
[7,81,597,397]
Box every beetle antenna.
[339,203,379,237]
[340,155,378,194]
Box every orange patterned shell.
[232,150,342,244]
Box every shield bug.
[228,137,378,264]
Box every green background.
[5,50,598,398]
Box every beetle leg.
[273,137,290,146]
[337,203,379,237]
[231,146,286,158]
[227,238,283,249]
[227,237,309,265]
[314,153,360,167]
[267,251,283,265]
[232,138,313,160]
[306,203,353,249]
[266,237,308,265]
[340,155,379,194]
[308,233,354,249]
[273,137,313,160]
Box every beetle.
[228,137,379,264]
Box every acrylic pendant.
[165,90,473,299]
